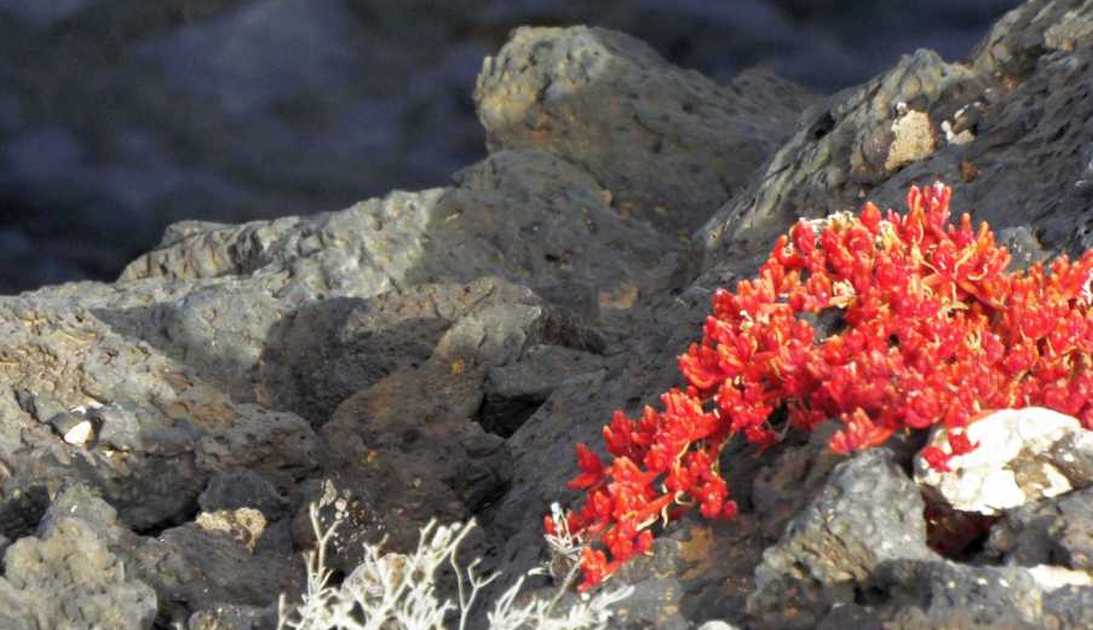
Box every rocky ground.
[0,0,1018,294]
[2,0,1093,628]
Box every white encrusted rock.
[1027,565,1093,591]
[195,508,267,553]
[914,407,1093,515]
[48,411,96,446]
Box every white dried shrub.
[277,502,631,630]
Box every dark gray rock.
[605,541,693,630]
[747,449,939,628]
[700,0,1093,278]
[102,152,677,410]
[32,484,290,626]
[115,192,424,286]
[322,276,605,445]
[37,483,138,549]
[431,295,604,365]
[258,276,591,426]
[997,225,1051,271]
[1043,584,1093,629]
[869,560,1044,629]
[11,387,70,426]
[0,98,659,624]
[969,0,1093,77]
[1049,430,1093,488]
[257,293,457,426]
[985,486,1093,570]
[0,486,50,548]
[475,26,814,231]
[131,517,301,627]
[0,515,157,630]
[605,515,770,629]
[198,470,290,522]
[481,344,606,436]
[286,476,391,575]
[699,47,988,269]
[90,402,150,453]
[194,403,319,490]
[302,287,603,573]
[434,150,687,304]
[748,424,846,542]
[817,603,885,630]
[0,290,318,531]
[187,604,277,630]
[117,151,680,306]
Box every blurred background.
[0,0,1020,294]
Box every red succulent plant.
[547,183,1093,591]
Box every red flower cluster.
[546,183,1093,591]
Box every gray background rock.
[0,0,1019,294]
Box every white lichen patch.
[196,507,268,552]
[914,407,1087,514]
[886,105,936,171]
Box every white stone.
[1028,565,1093,591]
[914,407,1086,514]
[941,119,975,145]
[62,420,94,445]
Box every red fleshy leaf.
[553,183,1093,590]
